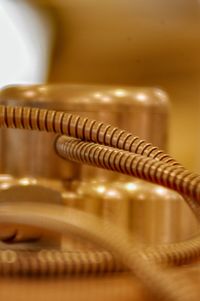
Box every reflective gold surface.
[0,84,169,180]
[113,179,199,244]
[0,175,63,245]
[0,83,197,245]
[0,2,200,300]
[66,179,199,244]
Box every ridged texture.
[0,104,200,301]
[0,105,179,165]
[0,203,198,301]
[2,233,200,276]
[144,235,200,266]
[55,136,200,203]
[0,249,122,276]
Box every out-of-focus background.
[1,0,200,171]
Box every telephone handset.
[0,85,200,301]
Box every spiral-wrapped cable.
[1,104,200,300]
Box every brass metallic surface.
[0,101,173,164]
[2,104,200,300]
[0,202,199,301]
[0,248,122,276]
[0,175,63,244]
[0,102,197,246]
[0,202,200,276]
[1,1,200,299]
[0,104,200,251]
[73,181,129,229]
[0,84,169,180]
[69,179,199,244]
[55,136,200,202]
[112,179,199,244]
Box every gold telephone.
[0,84,200,301]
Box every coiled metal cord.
[0,249,122,276]
[1,104,200,300]
[55,136,200,203]
[0,202,198,301]
[0,105,200,266]
[2,232,200,277]
[0,105,178,165]
[1,223,200,277]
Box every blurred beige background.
[33,0,200,171]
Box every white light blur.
[0,174,13,182]
[107,189,118,198]
[93,92,112,102]
[136,93,148,102]
[93,92,103,98]
[113,89,127,97]
[96,185,106,194]
[155,186,166,196]
[0,0,53,88]
[154,89,168,103]
[19,177,37,186]
[125,182,138,191]
[24,90,37,98]
[0,182,10,190]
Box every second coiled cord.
[1,104,200,300]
